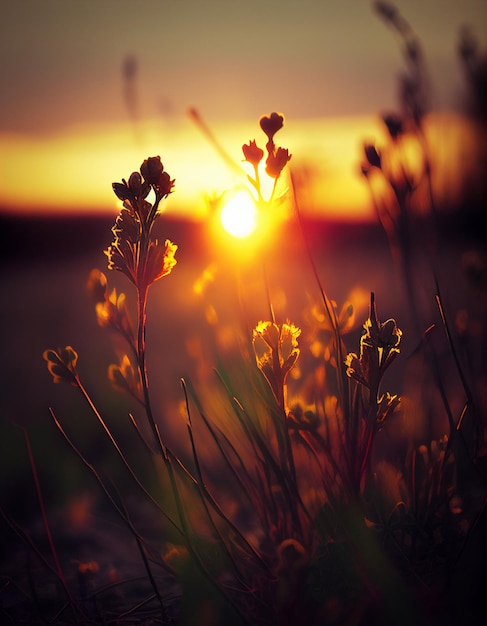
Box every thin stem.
[73,375,182,534]
[135,284,168,463]
[252,163,264,203]
[49,410,173,619]
[162,439,252,625]
[20,426,85,621]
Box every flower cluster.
[106,156,177,292]
[345,293,401,427]
[252,320,301,409]
[242,112,292,197]
[345,293,401,394]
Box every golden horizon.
[0,111,483,222]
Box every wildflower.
[43,346,79,386]
[108,354,143,403]
[253,320,301,407]
[345,293,401,392]
[87,269,108,304]
[112,171,150,207]
[140,156,175,199]
[242,140,264,166]
[107,157,178,291]
[259,112,284,142]
[95,287,134,345]
[364,143,382,169]
[266,147,292,179]
[382,113,404,139]
[113,156,174,208]
[363,304,402,370]
[306,299,358,360]
[143,238,178,285]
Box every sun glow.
[1,113,478,222]
[220,191,258,238]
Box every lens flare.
[220,191,257,238]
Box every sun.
[220,191,257,238]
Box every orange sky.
[1,0,485,134]
[0,114,385,221]
[0,1,485,221]
[1,111,484,222]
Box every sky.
[1,0,485,133]
[0,0,486,217]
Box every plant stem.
[20,426,84,620]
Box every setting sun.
[220,190,258,238]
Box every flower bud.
[382,113,404,139]
[259,112,284,141]
[112,181,132,201]
[87,269,107,304]
[242,140,264,166]
[43,346,79,385]
[265,147,292,178]
[140,156,164,185]
[364,144,382,169]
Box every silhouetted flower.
[364,144,382,169]
[108,157,178,291]
[259,112,284,141]
[242,140,264,166]
[112,172,150,209]
[345,293,401,391]
[382,113,404,139]
[266,147,292,179]
[43,346,79,386]
[95,286,134,344]
[140,156,174,198]
[87,268,108,304]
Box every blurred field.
[1,209,485,622]
[1,211,480,471]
